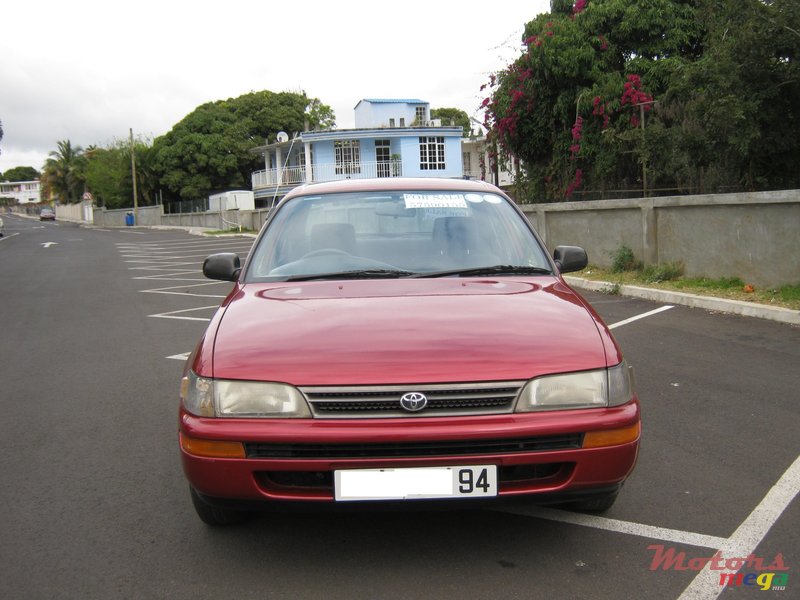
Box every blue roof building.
[251,99,465,203]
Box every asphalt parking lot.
[1,218,797,599]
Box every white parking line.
[148,305,217,321]
[141,282,229,299]
[609,305,674,329]
[678,454,800,599]
[497,454,799,598]
[166,352,191,361]
[496,505,727,549]
[127,263,198,269]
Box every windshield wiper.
[410,265,553,278]
[283,269,415,282]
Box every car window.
[246,190,550,280]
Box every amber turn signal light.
[180,433,245,458]
[582,422,640,448]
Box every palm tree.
[42,140,86,203]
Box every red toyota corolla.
[179,178,640,525]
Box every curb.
[564,276,800,326]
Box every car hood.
[206,278,615,385]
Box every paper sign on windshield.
[404,194,468,209]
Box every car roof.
[282,177,506,200]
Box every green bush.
[610,244,641,273]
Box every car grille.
[300,381,526,418]
[244,433,583,459]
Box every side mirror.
[203,253,241,281]
[553,245,588,274]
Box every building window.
[400,118,405,127]
[376,140,391,177]
[335,140,361,175]
[416,106,427,125]
[389,118,396,128]
[419,137,446,170]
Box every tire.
[189,486,250,526]
[563,490,619,513]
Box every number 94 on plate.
[334,465,498,501]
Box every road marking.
[166,352,191,361]
[678,454,800,600]
[496,505,727,549]
[140,282,226,293]
[119,230,146,235]
[144,289,227,299]
[148,305,218,321]
[609,305,674,329]
[133,275,208,282]
[127,265,200,270]
[41,242,59,248]
[497,454,799,598]
[0,233,20,242]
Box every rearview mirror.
[374,204,417,217]
[203,253,241,281]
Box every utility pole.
[640,103,647,198]
[636,100,658,198]
[130,128,139,223]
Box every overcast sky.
[0,0,550,174]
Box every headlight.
[180,371,311,418]
[515,361,633,412]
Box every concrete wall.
[159,208,271,231]
[87,205,272,232]
[93,205,164,227]
[521,190,800,287]
[67,189,799,287]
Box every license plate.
[334,465,497,501]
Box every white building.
[0,180,42,204]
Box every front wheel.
[562,490,619,513]
[189,486,250,526]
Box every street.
[1,215,797,600]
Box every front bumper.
[179,399,640,503]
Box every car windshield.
[245,190,552,281]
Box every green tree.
[2,166,40,182]
[42,140,86,203]
[484,0,799,201]
[430,108,471,134]
[84,138,159,208]
[306,97,336,131]
[152,91,335,201]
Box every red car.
[180,178,640,525]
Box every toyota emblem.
[399,392,428,412]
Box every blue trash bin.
[125,212,134,226]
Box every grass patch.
[206,227,258,235]
[576,266,800,310]
[580,243,800,310]
[641,262,685,283]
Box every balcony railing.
[252,160,403,190]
